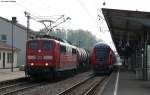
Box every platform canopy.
[102,8,150,57]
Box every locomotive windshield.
[28,40,52,50]
[43,40,52,49]
[95,47,108,62]
[28,41,38,49]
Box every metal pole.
[11,17,17,72]
[27,15,30,40]
[144,43,148,80]
[143,31,148,81]
[11,21,14,72]
[24,11,30,40]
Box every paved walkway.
[0,68,25,82]
[102,70,150,95]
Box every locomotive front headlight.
[43,56,53,60]
[45,63,48,66]
[31,63,34,66]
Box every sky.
[0,0,150,50]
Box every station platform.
[102,68,150,95]
[0,68,25,82]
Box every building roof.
[0,16,35,33]
[102,8,150,57]
[0,41,20,51]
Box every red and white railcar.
[91,42,114,74]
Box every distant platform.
[0,68,25,82]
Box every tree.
[67,29,101,50]
[40,28,103,51]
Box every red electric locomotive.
[91,42,114,74]
[25,36,89,79]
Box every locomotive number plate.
[36,56,43,60]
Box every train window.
[72,48,76,54]
[60,45,66,52]
[29,41,37,49]
[43,41,52,49]
[95,48,107,60]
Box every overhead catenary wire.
[38,0,60,15]
[1,0,59,30]
[18,0,53,16]
[96,7,109,33]
[97,8,105,20]
[0,1,24,14]
[1,0,105,34]
[77,0,97,25]
[16,0,71,31]
[0,0,41,19]
[77,0,106,34]
[15,1,41,18]
[18,0,65,17]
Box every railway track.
[58,73,112,95]
[0,77,29,87]
[85,74,112,95]
[0,78,47,95]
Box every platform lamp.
[103,0,106,6]
[11,17,17,72]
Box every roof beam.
[112,26,143,33]
[113,35,139,41]
[103,9,117,45]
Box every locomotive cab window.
[29,41,38,49]
[43,41,52,49]
[72,48,76,54]
[60,45,66,52]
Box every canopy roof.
[102,8,150,57]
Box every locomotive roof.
[28,35,72,44]
[28,36,78,49]
[94,42,110,48]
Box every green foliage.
[40,29,103,51]
[67,29,98,50]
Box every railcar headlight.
[31,63,34,66]
[38,49,42,53]
[43,56,53,60]
[45,63,48,66]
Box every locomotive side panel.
[58,44,78,71]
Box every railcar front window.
[43,41,52,49]
[29,41,37,49]
[60,45,66,52]
[95,47,108,61]
[72,48,76,54]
